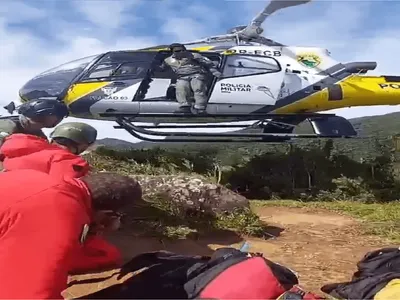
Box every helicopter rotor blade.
[251,0,312,27]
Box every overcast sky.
[1,0,399,142]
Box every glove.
[213,71,222,78]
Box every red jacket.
[0,169,92,298]
[0,133,89,178]
[69,235,122,274]
[0,134,122,276]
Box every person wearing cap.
[0,170,142,299]
[0,99,69,144]
[159,43,222,114]
[0,121,125,275]
[0,122,97,178]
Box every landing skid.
[110,113,358,143]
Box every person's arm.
[158,57,170,71]
[194,54,221,77]
[0,194,88,299]
[49,154,90,178]
[69,235,122,275]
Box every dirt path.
[65,206,395,298]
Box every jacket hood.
[1,133,51,158]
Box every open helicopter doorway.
[136,51,285,115]
[136,50,223,114]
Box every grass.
[123,196,399,242]
[86,149,400,242]
[122,196,270,240]
[124,196,400,242]
[251,199,400,242]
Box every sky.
[1,0,399,142]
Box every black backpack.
[353,247,400,279]
[320,247,400,299]
[79,247,298,299]
[78,250,209,299]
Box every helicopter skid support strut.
[114,117,353,143]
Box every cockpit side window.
[79,51,157,81]
[223,55,281,78]
[113,62,148,77]
[87,63,120,78]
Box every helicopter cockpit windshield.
[19,54,100,101]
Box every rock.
[135,174,249,215]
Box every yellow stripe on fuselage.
[339,76,400,106]
[272,75,400,114]
[190,46,215,51]
[63,82,111,106]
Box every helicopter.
[7,0,400,143]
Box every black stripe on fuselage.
[254,63,353,113]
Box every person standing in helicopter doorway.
[160,43,222,114]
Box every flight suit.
[162,52,221,111]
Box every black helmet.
[169,43,186,51]
[18,99,69,119]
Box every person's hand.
[0,132,10,146]
[91,210,123,235]
[213,71,222,78]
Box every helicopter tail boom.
[327,75,400,108]
[272,74,400,114]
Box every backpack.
[320,247,400,299]
[79,250,209,299]
[184,247,298,299]
[79,247,299,299]
[353,247,400,279]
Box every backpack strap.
[118,251,209,280]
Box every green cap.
[50,122,97,145]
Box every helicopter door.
[209,54,284,105]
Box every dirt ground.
[64,206,395,298]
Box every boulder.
[135,174,249,215]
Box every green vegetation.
[121,195,268,239]
[252,200,400,242]
[86,112,400,241]
[87,136,400,202]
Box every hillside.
[96,112,400,160]
[71,112,399,298]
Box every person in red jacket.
[0,122,97,178]
[0,122,127,275]
[0,170,142,299]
